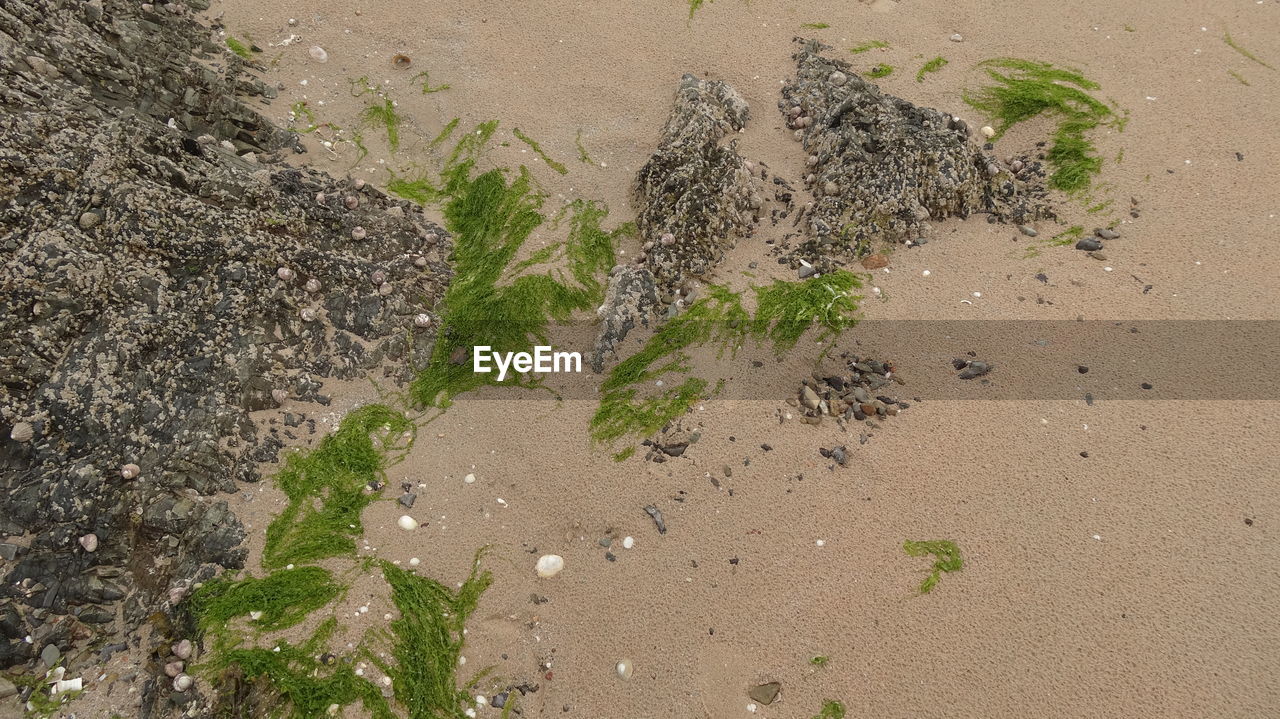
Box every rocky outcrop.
[634,74,761,298]
[0,0,450,704]
[781,39,1051,264]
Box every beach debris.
[535,554,564,578]
[818,446,849,466]
[643,504,667,534]
[788,357,909,428]
[779,39,1050,269]
[392,54,411,69]
[953,358,993,380]
[748,682,782,705]
[397,515,419,531]
[616,659,634,679]
[308,46,328,63]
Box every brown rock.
[860,253,890,269]
[749,682,782,705]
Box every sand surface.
[199,1,1279,717]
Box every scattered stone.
[860,253,889,269]
[397,515,419,531]
[1018,224,1038,237]
[398,492,416,508]
[643,504,667,534]
[749,682,782,705]
[1095,228,1120,240]
[616,659,634,679]
[1075,237,1104,251]
[949,33,964,42]
[955,359,993,380]
[536,554,565,578]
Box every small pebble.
[1018,225,1038,237]
[980,126,995,139]
[536,554,564,578]
[949,33,964,42]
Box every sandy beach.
[4,0,1277,717]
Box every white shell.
[397,515,419,531]
[79,533,98,552]
[10,422,33,442]
[351,226,367,240]
[173,674,193,692]
[248,610,263,620]
[354,178,366,190]
[408,557,420,566]
[271,389,288,405]
[622,536,635,550]
[308,46,328,63]
[535,554,564,578]
[52,678,82,694]
[378,283,392,296]
[413,313,432,328]
[121,463,140,480]
[305,278,322,293]
[300,308,317,322]
[277,267,294,281]
[616,659,634,679]
[173,639,193,660]
[164,660,184,677]
[371,270,387,285]
[344,195,359,210]
[413,256,428,267]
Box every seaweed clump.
[780,40,1050,267]
[262,404,415,568]
[903,539,964,594]
[964,58,1125,193]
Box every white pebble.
[980,125,995,138]
[973,291,982,298]
[397,515,419,531]
[409,557,420,566]
[616,659,634,679]
[463,473,476,484]
[309,46,328,63]
[922,269,931,277]
[622,536,635,549]
[815,539,825,547]
[949,33,964,42]
[535,554,564,578]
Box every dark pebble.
[1078,366,1088,374]
[1075,237,1104,251]
[1141,382,1153,390]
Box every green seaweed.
[813,700,847,719]
[809,655,830,667]
[849,40,889,53]
[262,404,415,568]
[963,58,1123,193]
[208,619,393,719]
[225,37,254,60]
[915,56,948,82]
[1223,31,1275,71]
[432,118,461,148]
[591,273,863,443]
[351,78,403,151]
[802,23,830,29]
[188,567,342,640]
[378,556,492,717]
[1228,69,1250,86]
[513,128,569,175]
[288,101,321,134]
[1050,225,1085,246]
[411,70,452,93]
[576,129,595,164]
[612,447,636,462]
[867,64,894,79]
[903,539,963,594]
[688,0,710,17]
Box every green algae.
[1223,31,1275,71]
[802,23,830,29]
[225,37,253,60]
[188,567,342,640]
[262,404,415,568]
[813,700,847,719]
[903,539,963,594]
[513,128,569,175]
[867,64,894,79]
[963,58,1124,193]
[591,273,863,443]
[376,556,492,717]
[207,618,393,719]
[576,129,595,164]
[411,70,452,93]
[849,40,888,54]
[1228,69,1250,86]
[915,56,948,82]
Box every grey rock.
[1095,228,1120,240]
[591,265,658,372]
[0,677,15,699]
[749,682,782,705]
[1075,237,1104,251]
[40,642,60,667]
[779,40,1051,266]
[1018,224,1038,237]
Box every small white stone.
[409,557,420,566]
[922,269,931,277]
[463,473,476,484]
[535,554,564,578]
[121,463,141,480]
[949,33,964,42]
[815,539,825,547]
[249,610,263,620]
[309,46,328,63]
[351,226,367,240]
[398,515,419,531]
[615,659,634,679]
[414,313,432,328]
[622,536,635,549]
[305,278,322,293]
[973,291,982,298]
[173,673,194,692]
[980,125,996,138]
[79,534,98,552]
[475,695,487,706]
[276,267,294,281]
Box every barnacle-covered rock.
[591,265,659,372]
[635,74,760,295]
[781,39,1050,263]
